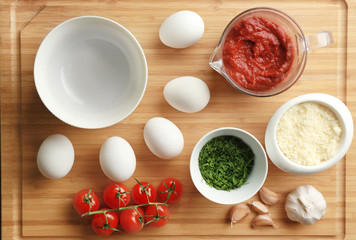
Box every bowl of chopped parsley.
[190,127,268,205]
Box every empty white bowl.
[34,16,147,129]
[265,93,354,174]
[190,127,268,205]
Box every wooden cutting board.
[2,0,356,239]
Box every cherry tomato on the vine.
[120,207,145,233]
[132,181,157,205]
[91,208,119,236]
[144,205,170,227]
[158,178,183,203]
[73,189,100,216]
[103,182,131,209]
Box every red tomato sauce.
[223,17,295,91]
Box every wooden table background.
[2,0,356,239]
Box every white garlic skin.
[230,203,250,224]
[285,185,326,225]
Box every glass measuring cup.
[209,7,333,97]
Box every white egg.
[159,10,204,48]
[144,117,184,159]
[164,76,210,113]
[99,137,136,182]
[37,134,75,179]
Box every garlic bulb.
[285,185,326,225]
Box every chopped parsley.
[198,136,254,191]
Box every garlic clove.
[249,200,269,214]
[251,214,276,228]
[229,203,250,227]
[259,186,281,205]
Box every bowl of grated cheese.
[265,93,353,174]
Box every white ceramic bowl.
[190,127,268,205]
[34,16,147,129]
[265,93,354,174]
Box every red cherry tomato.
[158,178,183,203]
[132,181,157,205]
[120,207,144,233]
[91,208,119,236]
[73,189,100,216]
[103,183,131,209]
[144,205,170,227]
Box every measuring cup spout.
[209,47,223,74]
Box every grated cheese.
[276,102,342,166]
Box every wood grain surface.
[1,0,355,239]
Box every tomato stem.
[81,202,168,217]
[82,188,95,212]
[96,212,120,232]
[114,184,129,208]
[81,179,168,219]
[134,178,152,204]
[160,180,177,204]
[144,215,168,225]
[144,205,168,225]
[135,207,145,226]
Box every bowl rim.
[33,16,148,129]
[190,127,268,205]
[265,93,354,174]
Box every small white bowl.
[190,127,268,205]
[34,16,147,129]
[265,93,354,174]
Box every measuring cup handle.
[306,31,334,50]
